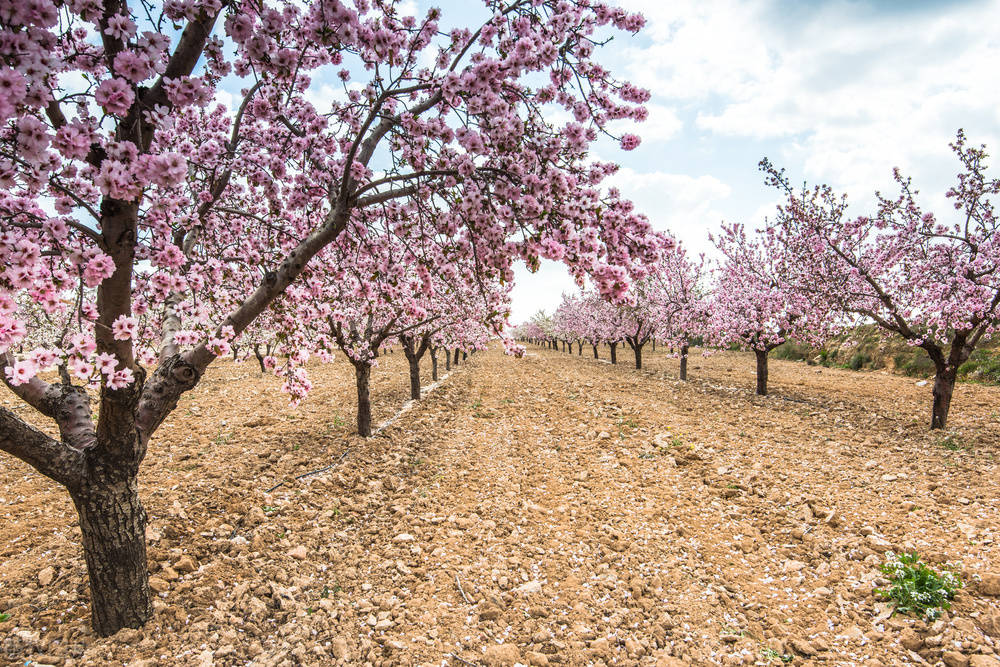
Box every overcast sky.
[502,0,1000,322]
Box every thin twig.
[265,448,351,493]
[447,653,482,667]
[454,574,474,605]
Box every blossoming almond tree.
[708,223,830,396]
[0,0,657,634]
[762,131,1000,428]
[647,243,709,380]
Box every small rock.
[789,638,816,656]
[970,656,1000,667]
[37,566,55,586]
[526,651,549,666]
[783,559,807,573]
[331,637,350,660]
[478,605,502,622]
[393,533,414,543]
[148,576,170,594]
[943,651,970,667]
[287,545,307,560]
[173,555,198,574]
[900,628,923,651]
[514,580,542,595]
[483,643,521,666]
[979,573,1000,596]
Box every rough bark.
[577,341,583,355]
[625,336,644,369]
[610,342,618,365]
[445,350,451,371]
[931,370,956,429]
[401,334,431,401]
[453,348,460,365]
[70,469,152,636]
[253,344,266,374]
[407,356,421,400]
[592,344,598,359]
[430,347,439,381]
[755,349,769,396]
[354,363,373,437]
[680,344,689,381]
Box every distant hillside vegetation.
[772,325,1000,385]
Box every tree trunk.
[931,369,956,429]
[577,341,583,355]
[610,342,617,365]
[70,474,152,636]
[680,344,689,381]
[755,349,768,396]
[462,351,467,361]
[254,344,266,374]
[652,339,656,351]
[633,343,643,369]
[354,363,372,437]
[592,344,598,359]
[408,356,421,400]
[453,348,460,365]
[445,350,451,371]
[430,348,438,381]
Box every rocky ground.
[1,345,999,666]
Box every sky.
[500,0,1000,322]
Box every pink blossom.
[84,254,116,287]
[620,134,641,151]
[111,315,138,340]
[68,357,93,381]
[95,352,118,376]
[95,78,135,116]
[5,359,38,386]
[106,367,135,390]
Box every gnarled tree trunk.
[430,347,439,381]
[609,342,618,365]
[407,357,421,399]
[754,349,769,396]
[931,365,957,429]
[592,344,598,359]
[70,472,152,636]
[354,362,373,437]
[253,344,266,374]
[680,344,689,381]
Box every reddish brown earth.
[1,345,999,666]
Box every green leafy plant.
[759,647,792,663]
[0,612,10,622]
[875,552,962,620]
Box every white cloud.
[604,167,732,251]
[619,0,1000,193]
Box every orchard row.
[515,133,1000,433]
[1,0,998,640]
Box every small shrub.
[848,352,871,371]
[875,552,962,621]
[896,353,936,378]
[958,350,1000,384]
[0,612,9,622]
